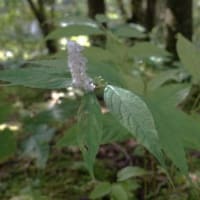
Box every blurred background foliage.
[1,0,200,200]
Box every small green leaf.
[0,129,16,162]
[90,182,111,199]
[129,42,170,58]
[47,24,103,39]
[104,85,164,165]
[112,24,146,39]
[111,184,128,200]
[177,34,200,81]
[79,94,103,177]
[117,166,147,182]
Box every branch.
[26,0,40,18]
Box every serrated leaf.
[0,65,71,89]
[0,129,16,162]
[177,34,200,81]
[117,166,147,182]
[90,182,111,199]
[79,94,103,177]
[104,85,164,165]
[111,184,128,200]
[47,24,103,39]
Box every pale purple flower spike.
[67,41,95,92]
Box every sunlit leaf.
[104,85,164,165]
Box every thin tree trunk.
[87,0,106,19]
[87,0,106,46]
[128,0,144,24]
[27,0,57,54]
[165,0,193,57]
[145,0,157,32]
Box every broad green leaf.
[145,86,190,174]
[101,113,130,144]
[129,42,170,58]
[0,129,16,162]
[146,85,200,151]
[79,94,103,177]
[104,85,164,165]
[111,184,128,200]
[21,125,55,168]
[90,182,111,199]
[112,24,146,39]
[177,34,200,81]
[117,166,147,182]
[0,65,71,89]
[57,113,130,148]
[148,69,183,91]
[47,24,103,39]
[29,59,68,69]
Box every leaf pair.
[104,85,200,174]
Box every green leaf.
[112,24,146,39]
[90,182,111,199]
[101,113,130,144]
[0,129,16,162]
[148,69,183,91]
[111,184,128,200]
[79,94,103,177]
[47,24,103,39]
[0,101,12,123]
[145,86,189,174]
[57,123,80,147]
[129,42,170,58]
[177,34,200,81]
[21,125,55,168]
[117,166,147,182]
[104,85,164,165]
[0,65,71,89]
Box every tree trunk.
[128,0,144,25]
[145,0,157,32]
[87,0,106,19]
[87,0,106,46]
[116,0,127,21]
[27,0,57,54]
[165,0,193,57]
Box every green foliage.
[47,24,103,39]
[104,85,164,165]
[0,65,71,89]
[21,125,55,168]
[112,24,146,39]
[0,129,16,162]
[90,182,111,199]
[117,166,147,182]
[128,42,170,59]
[111,184,128,200]
[77,94,103,177]
[177,34,200,81]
